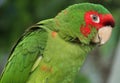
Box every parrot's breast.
[27,31,92,83]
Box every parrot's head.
[54,3,115,46]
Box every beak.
[92,26,112,45]
[102,14,115,28]
[92,14,115,45]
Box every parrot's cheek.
[92,26,112,45]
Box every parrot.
[0,3,115,83]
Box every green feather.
[0,26,48,83]
[26,28,93,83]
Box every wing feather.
[0,24,48,83]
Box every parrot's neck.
[38,18,97,46]
[38,19,57,31]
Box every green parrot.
[0,3,115,83]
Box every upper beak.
[102,14,115,27]
[92,14,115,45]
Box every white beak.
[92,26,112,45]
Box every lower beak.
[92,26,112,45]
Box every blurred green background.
[0,0,120,83]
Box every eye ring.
[90,14,100,23]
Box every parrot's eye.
[90,14,100,23]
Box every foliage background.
[0,0,120,83]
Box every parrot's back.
[0,26,48,83]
